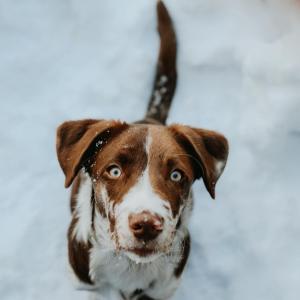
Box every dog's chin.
[124,249,162,264]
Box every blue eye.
[170,170,182,182]
[108,166,122,178]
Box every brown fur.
[169,125,229,199]
[91,126,148,205]
[56,119,129,188]
[148,126,194,217]
[145,0,177,124]
[68,217,93,284]
[174,233,190,278]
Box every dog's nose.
[129,212,164,241]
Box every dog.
[56,1,229,299]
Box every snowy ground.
[1,0,300,299]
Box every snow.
[1,0,300,299]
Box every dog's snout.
[129,212,164,241]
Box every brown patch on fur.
[168,125,229,199]
[68,217,93,284]
[90,185,106,219]
[56,119,129,188]
[108,212,116,233]
[90,126,148,205]
[94,197,106,218]
[90,181,107,218]
[174,233,190,278]
[148,126,194,217]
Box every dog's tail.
[144,0,177,125]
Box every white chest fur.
[88,235,182,300]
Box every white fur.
[89,224,186,299]
[215,160,225,177]
[73,172,93,243]
[115,165,176,262]
[145,133,152,154]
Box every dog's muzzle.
[128,211,164,242]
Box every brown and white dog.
[56,2,229,299]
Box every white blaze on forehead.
[115,132,173,241]
[145,132,152,155]
[116,166,168,217]
[116,132,166,217]
[118,131,169,216]
[115,164,174,257]
[117,131,166,216]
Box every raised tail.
[145,0,177,125]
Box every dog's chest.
[90,246,173,293]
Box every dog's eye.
[107,165,122,178]
[170,170,182,182]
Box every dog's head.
[56,119,228,262]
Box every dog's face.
[90,125,194,262]
[56,120,228,262]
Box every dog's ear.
[169,124,229,199]
[56,119,129,188]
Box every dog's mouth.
[114,224,176,262]
[129,247,156,257]
[123,247,162,263]
[119,242,172,263]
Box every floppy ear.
[56,119,129,188]
[169,124,229,199]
